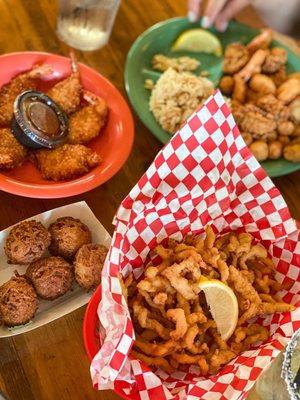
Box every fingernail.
[217,21,228,32]
[188,11,198,23]
[201,16,211,28]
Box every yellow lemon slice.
[198,277,238,340]
[171,29,222,56]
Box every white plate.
[0,201,111,337]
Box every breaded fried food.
[247,29,273,53]
[26,256,73,300]
[0,276,37,326]
[126,226,294,376]
[68,91,108,144]
[222,43,249,75]
[33,144,101,181]
[47,52,81,114]
[49,216,92,260]
[74,243,108,290]
[0,64,52,126]
[5,220,50,265]
[0,128,27,170]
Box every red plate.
[0,52,134,198]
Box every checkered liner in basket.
[91,91,300,400]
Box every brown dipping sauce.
[12,90,68,149]
[27,102,60,137]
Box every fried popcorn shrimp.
[277,78,300,104]
[161,257,201,300]
[47,52,81,114]
[247,29,273,53]
[249,74,276,95]
[232,75,247,103]
[269,65,287,87]
[222,43,250,75]
[219,76,234,96]
[0,64,52,126]
[229,266,261,325]
[131,350,173,373]
[0,128,27,170]
[33,144,101,181]
[283,142,300,162]
[249,141,269,162]
[166,308,188,340]
[237,49,268,82]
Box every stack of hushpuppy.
[0,217,108,327]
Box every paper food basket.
[87,91,300,400]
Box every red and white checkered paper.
[91,91,300,400]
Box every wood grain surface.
[0,1,299,400]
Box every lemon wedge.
[199,277,238,340]
[171,29,222,56]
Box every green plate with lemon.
[125,17,300,178]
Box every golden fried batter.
[5,220,50,264]
[47,53,81,114]
[0,65,52,126]
[239,104,277,140]
[0,128,27,169]
[222,43,249,75]
[262,47,287,74]
[68,91,108,144]
[74,243,108,290]
[247,29,273,53]
[49,216,92,260]
[256,94,290,120]
[33,144,101,181]
[219,76,234,96]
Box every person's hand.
[187,0,251,31]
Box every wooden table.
[0,1,299,400]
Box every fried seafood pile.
[219,29,300,162]
[0,216,108,327]
[0,54,108,181]
[122,227,294,375]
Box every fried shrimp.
[32,144,101,181]
[0,64,52,126]
[247,29,273,53]
[68,91,108,144]
[0,128,27,169]
[47,52,81,114]
[237,49,268,82]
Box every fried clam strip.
[210,350,236,374]
[119,273,133,302]
[132,299,170,339]
[241,324,269,350]
[184,324,209,354]
[166,308,188,340]
[229,266,261,325]
[171,352,209,375]
[173,243,205,264]
[258,301,295,315]
[161,257,201,300]
[217,259,229,282]
[134,338,180,356]
[239,245,267,270]
[131,350,172,373]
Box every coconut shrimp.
[47,52,82,115]
[0,64,52,126]
[68,91,108,144]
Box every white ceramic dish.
[0,201,111,337]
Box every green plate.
[124,17,300,178]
